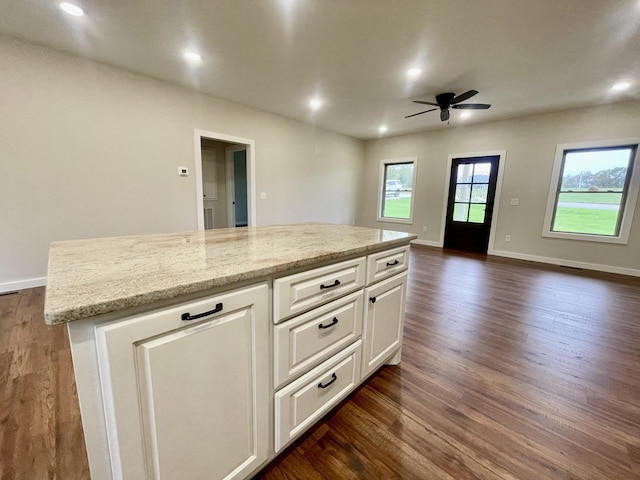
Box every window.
[543,139,640,244]
[378,157,418,224]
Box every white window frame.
[542,138,640,244]
[377,157,418,224]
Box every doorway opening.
[441,152,505,253]
[194,130,256,230]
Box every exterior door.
[444,155,500,253]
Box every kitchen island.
[45,224,416,480]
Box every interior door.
[226,146,248,228]
[444,155,500,253]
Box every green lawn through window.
[553,207,618,235]
[382,197,411,219]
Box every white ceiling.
[2,0,639,139]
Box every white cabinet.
[361,271,408,378]
[274,340,362,452]
[273,290,363,389]
[94,283,269,480]
[273,256,366,322]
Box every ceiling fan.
[406,90,491,122]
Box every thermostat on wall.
[178,167,189,176]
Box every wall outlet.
[178,167,189,176]
[422,226,427,232]
[510,198,520,206]
[505,235,511,242]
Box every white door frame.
[225,145,247,228]
[194,129,256,230]
[439,150,507,253]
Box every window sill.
[377,217,413,225]
[542,230,629,245]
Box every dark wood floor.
[2,246,640,479]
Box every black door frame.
[439,151,506,253]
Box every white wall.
[0,36,364,289]
[357,101,640,275]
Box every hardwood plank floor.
[1,246,639,479]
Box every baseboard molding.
[411,239,443,248]
[489,249,640,277]
[0,277,47,293]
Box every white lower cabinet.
[274,340,362,452]
[361,271,408,378]
[73,246,410,480]
[94,283,269,480]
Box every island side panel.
[67,320,114,480]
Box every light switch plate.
[510,198,519,206]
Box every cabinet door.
[95,284,269,480]
[361,272,407,378]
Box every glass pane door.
[452,162,491,224]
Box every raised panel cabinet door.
[95,284,269,480]
[361,272,408,378]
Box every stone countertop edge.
[44,227,417,326]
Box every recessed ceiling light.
[460,112,472,119]
[611,81,631,92]
[183,51,203,64]
[379,125,388,133]
[406,68,422,78]
[59,2,84,16]
[309,97,323,110]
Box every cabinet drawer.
[274,257,366,322]
[274,340,362,452]
[366,245,409,285]
[274,291,363,389]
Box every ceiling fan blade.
[450,90,478,105]
[412,100,440,107]
[441,109,450,122]
[452,103,491,110]
[405,108,438,118]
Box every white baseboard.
[411,239,443,248]
[489,249,640,277]
[0,277,47,293]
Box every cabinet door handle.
[318,317,339,329]
[320,279,341,290]
[369,297,376,304]
[181,303,223,321]
[318,373,337,389]
[386,259,400,267]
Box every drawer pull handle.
[386,259,400,267]
[318,373,337,389]
[370,297,376,304]
[318,317,339,329]
[181,303,223,321]
[320,280,341,290]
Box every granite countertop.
[44,224,416,325]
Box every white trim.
[410,239,443,248]
[490,249,640,278]
[441,150,507,252]
[542,138,640,244]
[376,157,418,224]
[193,129,257,230]
[0,276,47,293]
